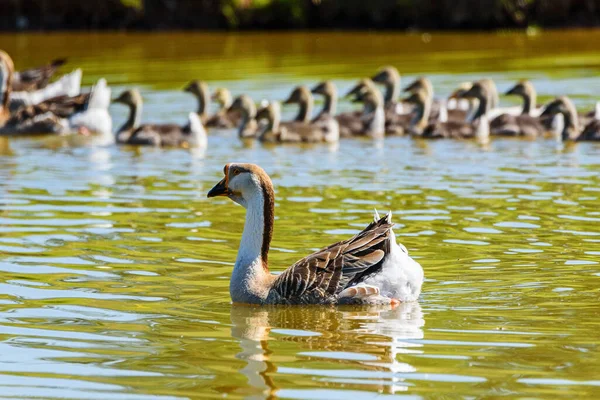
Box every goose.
[349,81,386,139]
[541,96,600,141]
[403,77,466,122]
[311,80,363,138]
[371,66,401,111]
[348,78,408,135]
[211,87,241,128]
[488,81,546,138]
[0,51,69,135]
[405,86,489,142]
[184,81,238,129]
[282,86,339,142]
[113,88,206,147]
[12,58,67,92]
[207,163,424,305]
[256,101,338,143]
[9,68,82,112]
[228,94,261,139]
[68,78,113,141]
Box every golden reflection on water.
[0,31,600,399]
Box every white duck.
[207,163,424,305]
[68,78,113,143]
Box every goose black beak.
[207,178,231,198]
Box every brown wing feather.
[271,216,394,302]
[12,58,67,91]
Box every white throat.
[231,184,270,303]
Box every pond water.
[1,31,600,399]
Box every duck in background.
[184,80,238,129]
[349,80,386,139]
[370,67,411,135]
[311,80,363,138]
[228,94,261,139]
[113,88,206,147]
[12,58,67,92]
[348,77,408,135]
[210,87,241,128]
[489,80,546,138]
[541,96,600,141]
[404,85,489,142]
[403,77,467,122]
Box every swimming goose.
[405,87,489,141]
[12,58,67,92]
[184,81,238,129]
[283,86,314,123]
[348,78,408,135]
[350,82,386,139]
[207,163,424,305]
[541,96,600,141]
[68,78,113,141]
[312,81,363,138]
[489,81,545,138]
[113,88,206,147]
[210,87,241,128]
[0,51,69,135]
[371,66,400,111]
[9,68,82,112]
[256,101,338,143]
[228,94,260,139]
[403,77,466,122]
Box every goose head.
[0,50,15,112]
[371,66,400,104]
[403,88,431,129]
[460,82,488,102]
[212,87,233,109]
[505,80,536,115]
[184,80,209,98]
[283,86,313,123]
[541,96,579,141]
[311,81,337,98]
[207,163,273,209]
[345,78,376,98]
[352,84,383,112]
[505,80,534,97]
[112,89,143,108]
[403,77,433,97]
[448,82,472,100]
[229,95,257,119]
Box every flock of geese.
[1,50,599,146]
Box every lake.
[0,31,599,399]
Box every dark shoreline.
[0,0,599,32]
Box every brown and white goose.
[113,89,206,147]
[207,163,424,305]
[405,87,489,141]
[256,101,338,143]
[541,96,600,141]
[311,81,363,138]
[0,51,69,135]
[228,94,261,139]
[12,58,67,92]
[211,87,241,128]
[281,86,339,142]
[349,82,386,139]
[489,80,545,138]
[370,67,411,135]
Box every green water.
[1,31,600,399]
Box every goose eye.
[232,169,240,176]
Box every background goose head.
[0,50,15,115]
[311,81,337,115]
[541,96,579,141]
[371,66,400,105]
[211,87,232,110]
[229,94,257,118]
[351,84,383,111]
[345,78,376,98]
[403,88,431,130]
[403,77,433,97]
[460,81,490,121]
[505,80,536,115]
[184,80,210,116]
[283,86,313,123]
[112,88,143,108]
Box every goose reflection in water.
[230,302,424,398]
